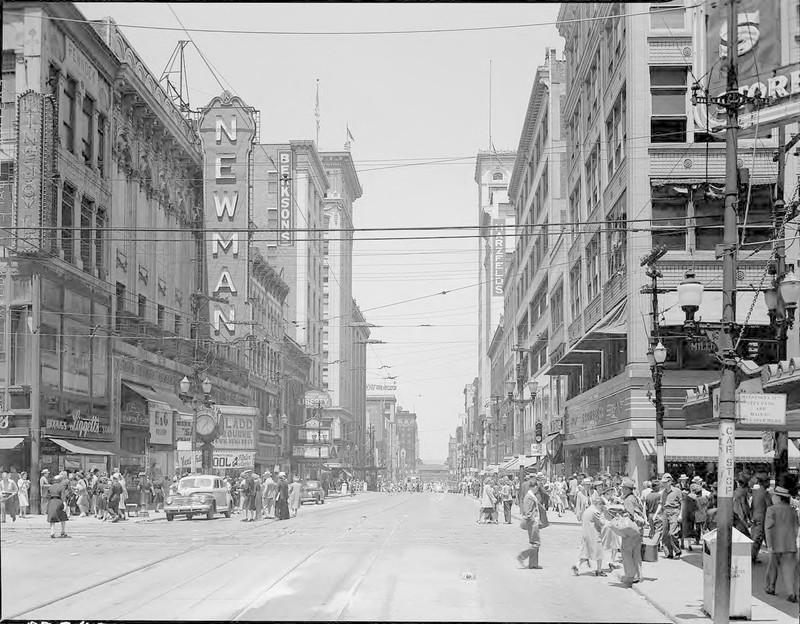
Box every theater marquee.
[198,92,257,337]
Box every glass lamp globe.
[779,271,800,309]
[505,380,516,396]
[653,341,668,364]
[764,287,779,312]
[677,272,704,309]
[527,380,539,395]
[201,377,212,394]
[646,349,656,367]
[179,376,191,395]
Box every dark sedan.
[300,480,326,504]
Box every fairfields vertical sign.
[277,148,293,245]
[15,91,56,252]
[198,92,257,338]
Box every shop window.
[651,185,688,250]
[9,309,32,385]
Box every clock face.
[196,414,216,436]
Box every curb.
[612,569,683,624]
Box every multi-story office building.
[366,385,397,479]
[475,150,515,444]
[350,301,369,471]
[504,49,569,465]
[395,406,418,478]
[553,1,795,482]
[320,150,363,455]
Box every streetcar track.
[230,496,412,621]
[6,494,412,622]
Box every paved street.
[2,492,668,622]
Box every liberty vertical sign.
[277,148,293,245]
[199,92,257,337]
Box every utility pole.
[773,124,790,487]
[715,2,740,621]
[641,244,668,475]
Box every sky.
[75,2,565,463]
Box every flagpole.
[315,78,320,148]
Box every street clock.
[196,408,221,444]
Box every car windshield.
[305,481,320,488]
[180,477,213,489]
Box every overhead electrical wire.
[7,4,705,37]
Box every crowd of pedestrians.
[464,469,800,602]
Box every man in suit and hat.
[658,473,683,558]
[750,472,773,563]
[39,468,51,515]
[764,486,799,602]
[619,477,645,587]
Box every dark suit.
[750,486,773,561]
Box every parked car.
[164,474,232,521]
[300,480,326,505]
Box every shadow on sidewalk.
[678,550,798,618]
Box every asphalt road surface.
[2,492,668,622]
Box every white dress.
[17,478,29,507]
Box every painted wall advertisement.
[565,391,627,442]
[176,450,255,471]
[198,92,256,339]
[216,413,255,450]
[149,403,173,445]
[277,148,293,245]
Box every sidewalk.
[613,550,798,624]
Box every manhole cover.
[460,572,476,580]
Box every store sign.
[530,442,544,457]
[213,450,255,470]
[121,402,148,427]
[277,148,294,245]
[737,392,786,427]
[366,384,396,392]
[292,445,330,459]
[216,414,255,450]
[45,409,111,438]
[566,394,626,437]
[304,390,331,408]
[176,414,193,441]
[199,92,256,338]
[490,219,505,297]
[149,404,173,446]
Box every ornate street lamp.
[677,271,704,330]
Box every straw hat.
[621,477,635,489]
[773,486,792,498]
[660,473,673,483]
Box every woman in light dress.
[289,476,303,518]
[17,472,30,517]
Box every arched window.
[492,172,504,181]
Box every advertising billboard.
[490,219,506,297]
[198,92,257,338]
[698,1,798,134]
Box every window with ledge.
[569,261,583,321]
[606,192,627,277]
[62,76,77,153]
[550,282,564,329]
[650,0,685,30]
[97,114,106,177]
[585,144,600,214]
[81,95,94,165]
[650,67,687,143]
[95,207,105,273]
[61,183,76,263]
[175,314,183,336]
[586,234,601,302]
[157,304,165,329]
[606,87,627,178]
[138,294,147,320]
[79,195,93,271]
[1,52,16,143]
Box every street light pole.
[715,4,740,621]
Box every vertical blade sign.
[199,92,257,338]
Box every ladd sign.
[277,149,293,246]
[198,91,257,338]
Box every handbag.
[537,501,550,529]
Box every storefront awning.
[0,437,24,450]
[585,301,627,336]
[638,437,800,463]
[50,438,116,456]
[122,381,193,418]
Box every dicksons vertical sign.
[199,92,257,337]
[277,148,293,245]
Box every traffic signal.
[534,421,542,444]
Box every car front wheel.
[166,513,174,522]
[187,514,194,521]
[206,504,215,520]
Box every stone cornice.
[290,140,329,195]
[250,246,289,302]
[320,152,362,200]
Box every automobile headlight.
[165,497,174,505]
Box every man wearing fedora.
[764,485,799,602]
[619,477,645,587]
[751,472,773,564]
[657,473,682,559]
[39,468,51,515]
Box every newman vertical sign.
[199,92,257,337]
[277,148,294,245]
